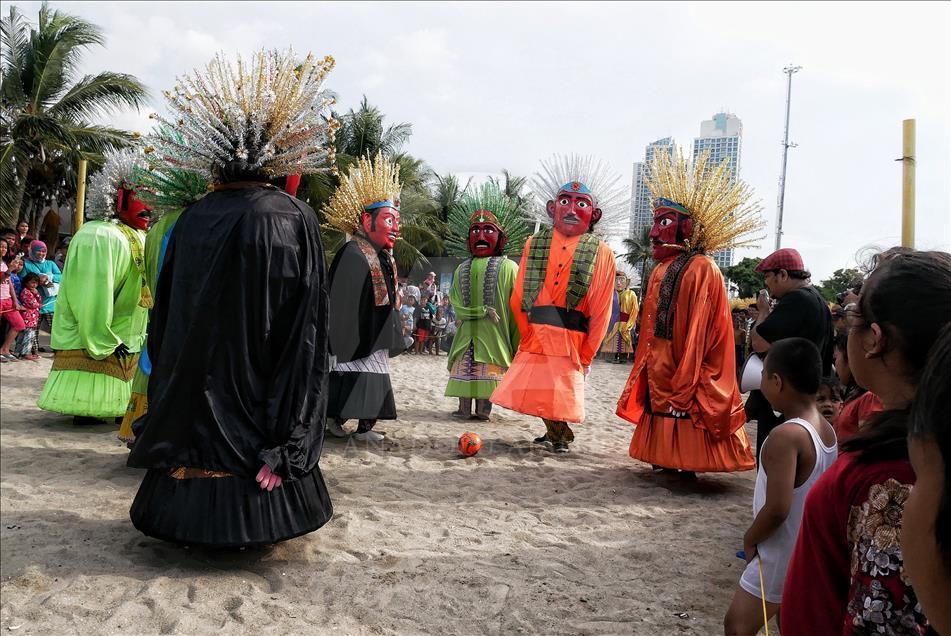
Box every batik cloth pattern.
[449,344,507,384]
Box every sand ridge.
[1,353,764,634]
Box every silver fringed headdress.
[86,147,146,220]
[146,48,340,182]
[528,154,630,238]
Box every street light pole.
[775,65,802,251]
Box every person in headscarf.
[125,48,338,548]
[37,148,151,424]
[322,153,404,442]
[444,183,527,421]
[616,149,764,479]
[20,239,62,335]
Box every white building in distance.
[692,112,743,269]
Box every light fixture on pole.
[775,65,802,250]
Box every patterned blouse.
[782,451,928,634]
[19,287,41,328]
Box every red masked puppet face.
[649,204,694,261]
[547,191,602,237]
[117,187,151,231]
[362,204,400,250]
[468,222,505,257]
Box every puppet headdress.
[135,126,209,220]
[146,48,339,182]
[647,148,765,254]
[322,152,401,235]
[446,182,530,257]
[86,147,147,220]
[527,154,630,238]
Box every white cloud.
[8,0,948,280]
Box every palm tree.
[620,227,654,300]
[429,171,469,223]
[491,169,532,214]
[0,2,148,226]
[333,95,411,160]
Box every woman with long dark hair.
[782,248,951,634]
[903,324,951,634]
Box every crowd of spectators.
[0,223,67,364]
[723,246,951,635]
[397,276,455,356]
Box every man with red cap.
[747,247,834,458]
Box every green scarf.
[115,222,152,309]
[521,227,600,312]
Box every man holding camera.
[747,248,834,459]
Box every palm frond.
[48,71,148,119]
[32,7,105,109]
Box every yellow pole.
[74,158,88,232]
[901,119,915,248]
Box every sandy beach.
[1,352,771,635]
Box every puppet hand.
[255,464,283,491]
[485,307,500,324]
[113,343,131,359]
[583,365,591,378]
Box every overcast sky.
[12,1,950,280]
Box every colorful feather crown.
[446,182,530,257]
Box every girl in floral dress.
[782,249,951,634]
[14,273,42,360]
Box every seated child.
[723,337,838,635]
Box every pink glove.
[255,464,283,491]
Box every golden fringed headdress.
[647,149,765,254]
[729,297,756,311]
[323,152,401,234]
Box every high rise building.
[629,137,675,241]
[693,112,743,269]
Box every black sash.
[529,305,589,333]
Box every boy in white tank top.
[724,338,838,635]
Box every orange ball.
[458,432,483,457]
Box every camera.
[835,280,864,305]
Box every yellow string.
[758,557,770,636]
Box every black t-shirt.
[415,304,433,330]
[756,286,834,372]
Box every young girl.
[14,273,42,361]
[724,338,837,635]
[782,248,950,635]
[0,240,26,362]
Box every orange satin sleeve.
[667,258,744,439]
